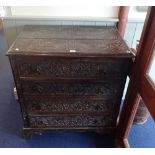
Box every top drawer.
[14,57,129,79]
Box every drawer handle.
[102,71,107,75]
[36,85,44,93]
[36,66,42,74]
[95,105,100,110]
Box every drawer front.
[24,96,115,114]
[16,57,128,78]
[21,81,122,96]
[28,115,115,128]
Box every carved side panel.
[29,115,115,128]
[25,97,114,114]
[22,81,121,96]
[9,56,29,126]
[18,58,126,78]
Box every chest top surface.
[7,25,134,57]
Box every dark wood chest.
[7,25,134,138]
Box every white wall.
[0,6,12,16]
[0,6,5,16]
[149,56,155,84]
[128,6,147,21]
[10,6,119,18]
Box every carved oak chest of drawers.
[7,25,134,138]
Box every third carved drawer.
[23,96,117,115]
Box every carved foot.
[95,131,104,134]
[95,130,104,134]
[22,129,33,139]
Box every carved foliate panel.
[29,115,115,128]
[18,58,126,78]
[25,97,114,114]
[22,81,120,96]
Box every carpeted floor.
[129,116,155,148]
[0,30,154,148]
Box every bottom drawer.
[28,115,115,128]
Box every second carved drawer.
[21,80,124,96]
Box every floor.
[129,116,155,148]
[0,30,155,148]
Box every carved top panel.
[17,26,120,40]
[7,25,134,57]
